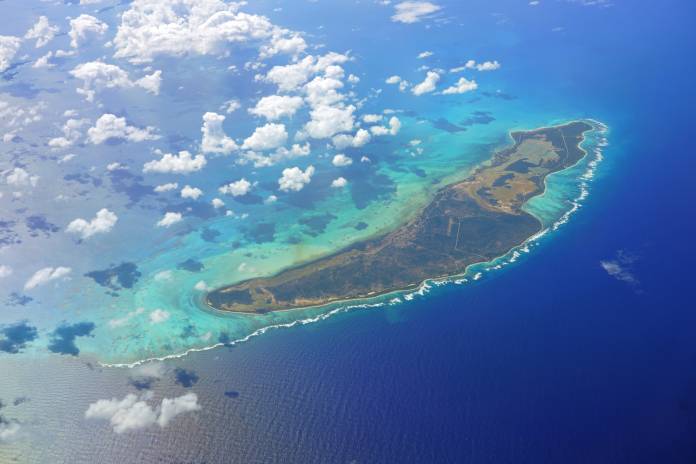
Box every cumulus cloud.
[442,77,478,95]
[219,178,251,196]
[156,212,182,228]
[370,116,402,136]
[200,112,237,155]
[305,105,355,139]
[24,266,72,291]
[67,208,118,239]
[278,165,314,192]
[242,123,287,151]
[385,75,402,85]
[211,198,225,208]
[113,0,298,63]
[149,308,170,323]
[417,50,433,59]
[85,392,200,433]
[48,118,89,148]
[154,182,178,193]
[70,61,161,102]
[262,52,349,92]
[412,71,440,96]
[331,177,347,188]
[180,185,203,200]
[463,59,501,71]
[88,114,160,144]
[249,95,304,121]
[259,32,307,59]
[392,1,441,24]
[24,16,58,48]
[69,14,108,48]
[0,36,22,73]
[144,151,206,174]
[5,168,39,188]
[332,154,353,167]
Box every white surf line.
[100,120,610,369]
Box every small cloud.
[66,208,118,239]
[156,212,182,228]
[149,309,170,324]
[600,250,640,288]
[392,1,441,24]
[24,266,71,291]
[85,392,200,433]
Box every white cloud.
[219,178,251,196]
[5,167,39,188]
[25,16,59,48]
[442,77,478,94]
[67,208,118,239]
[33,51,54,69]
[249,95,304,121]
[154,182,178,193]
[0,423,20,443]
[149,308,170,323]
[88,114,160,144]
[194,280,210,291]
[392,1,441,23]
[0,36,21,73]
[304,76,345,108]
[71,61,161,102]
[156,212,182,228]
[262,52,349,92]
[113,0,296,63]
[200,112,237,155]
[158,393,201,427]
[24,266,72,291]
[69,14,108,48]
[260,32,307,59]
[108,307,145,329]
[0,265,12,278]
[412,71,440,96]
[305,105,355,139]
[417,50,433,59]
[85,392,200,434]
[370,116,401,136]
[180,185,203,200]
[221,99,241,114]
[48,118,89,148]
[278,165,314,192]
[362,114,383,123]
[331,128,370,150]
[144,151,206,174]
[385,75,402,85]
[264,194,277,204]
[211,198,225,208]
[242,123,287,151]
[332,154,353,167]
[331,177,347,188]
[464,59,501,71]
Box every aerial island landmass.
[207,121,594,313]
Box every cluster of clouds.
[70,61,161,102]
[85,391,200,433]
[87,114,159,144]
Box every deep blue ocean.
[182,2,696,461]
[2,1,696,462]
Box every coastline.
[101,119,608,368]
[206,119,600,315]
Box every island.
[207,121,594,313]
